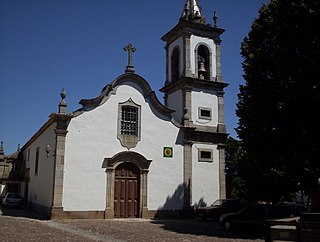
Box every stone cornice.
[182,125,228,144]
[161,19,225,45]
[160,77,228,95]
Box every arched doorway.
[104,151,152,219]
[114,162,140,218]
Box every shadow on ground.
[150,218,264,240]
[0,205,48,220]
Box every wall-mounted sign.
[163,147,173,158]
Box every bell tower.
[160,0,228,208]
[161,0,227,128]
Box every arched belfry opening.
[171,47,180,82]
[197,45,210,80]
[104,151,152,219]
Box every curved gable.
[75,73,174,117]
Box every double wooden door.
[114,162,140,218]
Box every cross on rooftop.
[123,43,136,73]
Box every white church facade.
[20,0,228,219]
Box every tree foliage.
[225,137,248,201]
[236,0,320,202]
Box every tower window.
[171,47,180,82]
[198,149,213,162]
[197,45,210,80]
[198,107,212,120]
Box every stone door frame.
[104,151,152,219]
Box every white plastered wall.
[166,89,183,124]
[192,143,220,207]
[63,81,184,211]
[24,123,56,208]
[191,90,218,127]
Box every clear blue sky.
[0,0,267,155]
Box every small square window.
[198,149,213,162]
[198,107,212,120]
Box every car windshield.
[211,199,226,206]
[7,193,21,199]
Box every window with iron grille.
[121,106,138,136]
[118,99,141,149]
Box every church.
[17,0,228,219]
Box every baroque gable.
[74,73,174,118]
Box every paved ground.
[0,207,264,242]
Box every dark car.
[195,198,243,221]
[219,203,305,232]
[1,193,24,208]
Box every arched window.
[171,47,180,82]
[197,45,210,80]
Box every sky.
[0,0,268,155]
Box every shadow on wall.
[154,183,191,218]
[193,197,208,208]
[160,183,185,210]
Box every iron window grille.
[121,106,138,136]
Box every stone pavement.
[0,207,264,242]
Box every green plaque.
[163,147,173,158]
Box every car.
[219,203,305,233]
[1,193,24,208]
[195,198,243,221]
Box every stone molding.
[103,151,152,219]
[161,19,225,45]
[160,77,228,96]
[76,73,174,117]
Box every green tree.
[225,137,248,201]
[236,0,320,202]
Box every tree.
[236,0,320,202]
[225,137,248,201]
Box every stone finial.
[213,11,218,27]
[58,88,67,114]
[0,142,4,161]
[180,0,206,24]
[123,43,136,73]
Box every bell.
[198,61,207,72]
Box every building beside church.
[0,143,25,198]
[15,0,228,219]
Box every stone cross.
[123,43,136,73]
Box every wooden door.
[114,162,140,218]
